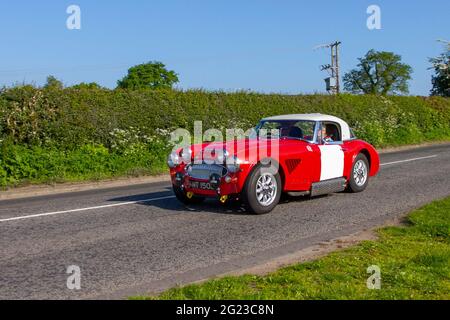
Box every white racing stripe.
[0,154,439,223]
[319,145,345,181]
[0,195,175,223]
[380,155,437,167]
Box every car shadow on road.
[106,186,243,215]
[107,187,314,216]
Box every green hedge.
[0,143,167,187]
[0,86,449,187]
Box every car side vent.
[285,159,301,174]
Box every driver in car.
[321,124,334,144]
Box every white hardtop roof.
[263,113,344,123]
[262,113,352,141]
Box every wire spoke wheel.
[255,173,277,207]
[353,159,368,187]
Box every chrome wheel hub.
[353,160,368,187]
[256,173,277,206]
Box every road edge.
[0,175,171,200]
[101,215,406,300]
[1,140,449,201]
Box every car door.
[318,122,345,181]
[281,121,320,191]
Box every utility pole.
[334,41,341,94]
[316,41,341,94]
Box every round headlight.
[215,149,228,164]
[226,155,241,173]
[180,147,192,163]
[167,152,180,168]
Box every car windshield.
[252,120,317,142]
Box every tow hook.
[219,195,228,204]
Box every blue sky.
[0,0,448,95]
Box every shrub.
[2,87,450,149]
[0,86,449,186]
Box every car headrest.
[326,125,339,140]
[289,127,303,139]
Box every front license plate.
[189,181,214,190]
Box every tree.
[117,61,179,90]
[71,82,105,90]
[430,41,450,97]
[44,75,64,90]
[343,50,413,95]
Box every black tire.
[173,185,205,204]
[242,163,282,214]
[347,153,370,193]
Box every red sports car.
[168,114,380,214]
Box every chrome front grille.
[187,164,227,180]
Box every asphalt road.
[1,143,449,300]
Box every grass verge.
[142,197,450,300]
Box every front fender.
[344,140,380,179]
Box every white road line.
[0,195,175,223]
[380,155,438,167]
[0,154,440,223]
